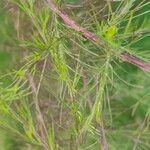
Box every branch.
[45,0,150,72]
[45,0,99,42]
[121,53,150,72]
[99,124,109,150]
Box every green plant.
[0,0,150,149]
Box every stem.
[120,52,150,72]
[45,0,150,72]
[27,58,49,150]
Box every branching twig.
[45,0,150,72]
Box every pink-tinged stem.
[45,0,150,72]
[45,0,100,42]
[120,53,150,72]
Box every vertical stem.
[28,57,49,150]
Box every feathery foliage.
[0,0,150,149]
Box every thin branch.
[36,58,48,97]
[28,73,49,150]
[27,58,49,150]
[99,123,109,150]
[45,0,150,72]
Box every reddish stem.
[120,53,150,72]
[45,0,150,72]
